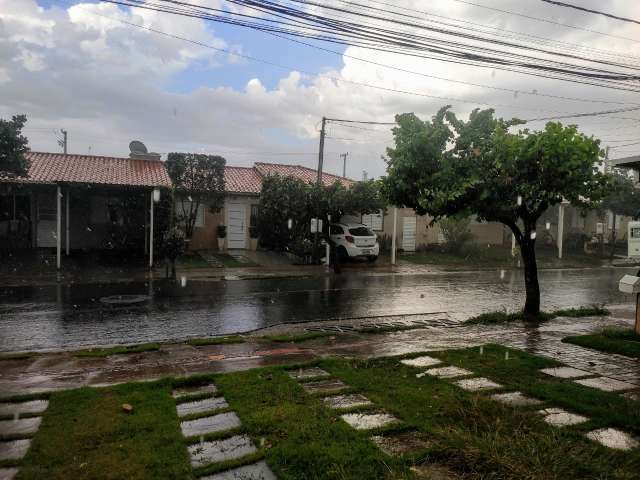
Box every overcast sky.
[1,0,639,179]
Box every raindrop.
[479,346,484,355]
[516,195,522,206]
[505,351,510,360]
[545,221,551,230]
[500,269,505,280]
[180,276,187,287]
[530,231,537,240]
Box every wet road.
[0,267,632,352]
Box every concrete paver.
[188,435,257,467]
[177,397,228,418]
[340,412,399,430]
[180,412,241,437]
[200,461,277,480]
[454,377,502,391]
[585,428,640,450]
[575,377,637,392]
[0,439,31,461]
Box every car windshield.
[349,227,374,236]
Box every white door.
[402,216,416,252]
[226,203,246,249]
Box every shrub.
[439,217,473,254]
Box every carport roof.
[1,152,172,188]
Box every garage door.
[402,216,416,252]
[226,203,246,249]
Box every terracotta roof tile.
[224,166,262,194]
[2,152,172,187]
[254,162,354,187]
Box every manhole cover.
[99,294,151,306]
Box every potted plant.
[249,226,259,251]
[216,225,227,251]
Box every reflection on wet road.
[0,268,632,352]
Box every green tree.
[383,106,609,317]
[166,153,225,239]
[0,115,30,177]
[439,216,473,254]
[601,171,640,259]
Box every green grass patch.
[186,335,245,346]
[563,328,640,359]
[213,254,257,268]
[18,381,191,480]
[72,343,160,358]
[0,352,38,361]
[213,366,410,479]
[553,306,610,317]
[176,252,210,269]
[465,306,609,325]
[260,331,338,343]
[321,345,640,479]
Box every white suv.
[329,223,379,262]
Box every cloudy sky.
[1,0,639,179]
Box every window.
[250,204,259,226]
[175,201,205,228]
[349,226,374,236]
[361,210,384,231]
[331,225,343,234]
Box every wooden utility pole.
[340,152,348,177]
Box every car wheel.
[337,246,348,261]
[367,255,378,262]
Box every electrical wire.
[540,0,640,26]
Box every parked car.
[329,223,379,261]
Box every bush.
[439,217,473,253]
[216,225,227,238]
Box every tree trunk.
[520,224,541,318]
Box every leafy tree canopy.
[602,171,640,220]
[0,115,30,177]
[166,153,226,238]
[383,106,610,315]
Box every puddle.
[177,397,228,418]
[200,460,277,480]
[575,377,637,392]
[540,367,593,379]
[302,379,348,394]
[180,412,241,437]
[0,439,31,461]
[538,408,588,427]
[0,400,48,416]
[490,392,543,406]
[0,468,18,480]
[323,393,372,410]
[424,366,473,379]
[400,356,441,368]
[0,417,41,435]
[188,434,257,467]
[172,384,217,399]
[340,412,399,430]
[370,430,431,455]
[454,377,502,392]
[586,428,640,450]
[287,367,330,380]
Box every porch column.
[558,203,565,260]
[149,190,154,268]
[65,188,70,255]
[391,206,398,265]
[56,185,61,269]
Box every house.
[189,162,354,250]
[0,151,172,268]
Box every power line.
[100,0,640,92]
[540,0,640,26]
[448,0,640,44]
[524,106,640,122]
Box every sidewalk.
[1,310,636,397]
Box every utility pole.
[58,129,68,154]
[340,152,348,177]
[313,117,326,264]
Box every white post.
[149,190,154,268]
[558,203,565,259]
[65,188,70,255]
[56,185,61,269]
[511,233,516,256]
[391,207,398,265]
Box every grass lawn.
[563,328,640,359]
[176,253,210,269]
[9,345,640,479]
[401,245,602,270]
[213,254,258,268]
[465,306,609,325]
[72,343,160,358]
[185,335,245,346]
